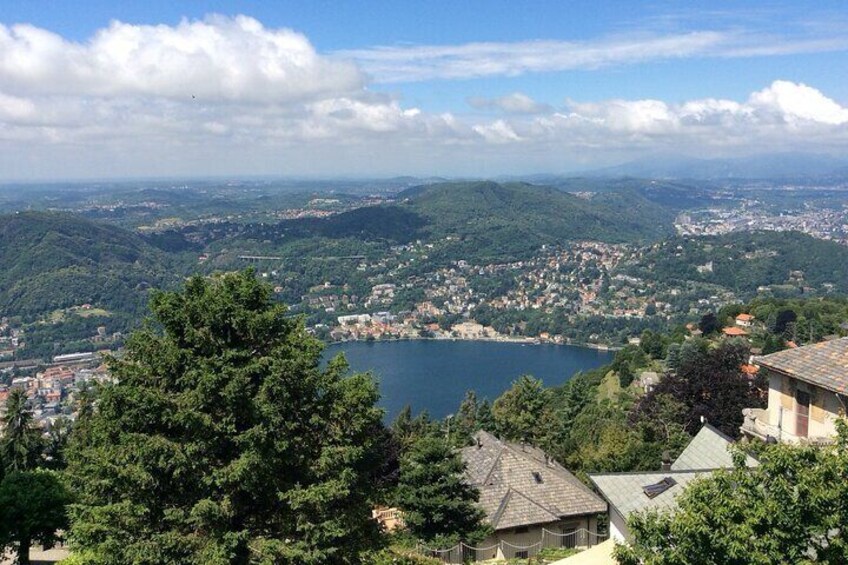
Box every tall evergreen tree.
[65,272,386,564]
[394,436,488,545]
[492,375,548,443]
[1,389,43,475]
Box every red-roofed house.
[735,313,755,327]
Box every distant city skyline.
[1,1,847,180]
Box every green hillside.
[0,211,175,321]
[398,181,675,259]
[626,231,848,295]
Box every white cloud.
[0,13,845,178]
[338,31,848,83]
[338,32,727,83]
[748,80,848,125]
[0,15,363,102]
[468,93,552,114]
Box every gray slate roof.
[461,431,606,531]
[590,423,759,520]
[588,470,706,518]
[756,337,848,394]
[671,424,759,470]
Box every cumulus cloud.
[0,15,363,102]
[748,80,848,125]
[0,15,845,178]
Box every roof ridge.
[480,445,506,488]
[507,487,562,522]
[588,468,719,477]
[490,488,513,529]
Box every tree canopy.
[65,271,387,564]
[616,421,848,565]
[393,435,488,546]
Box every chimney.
[660,450,672,472]
[476,436,483,449]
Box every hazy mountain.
[587,152,848,180]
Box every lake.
[324,340,614,420]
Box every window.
[643,476,677,498]
[515,550,529,559]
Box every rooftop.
[756,336,848,394]
[461,431,606,531]
[671,423,758,471]
[588,470,706,518]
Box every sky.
[1,0,847,180]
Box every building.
[460,431,607,560]
[741,337,848,444]
[735,313,755,327]
[722,326,749,337]
[589,424,758,543]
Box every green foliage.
[394,435,489,545]
[633,338,764,439]
[0,211,175,322]
[400,181,673,261]
[616,421,848,564]
[629,231,848,296]
[492,375,549,443]
[0,470,73,565]
[1,389,43,475]
[65,271,387,564]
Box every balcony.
[740,408,780,442]
[741,408,835,445]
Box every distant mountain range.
[583,152,848,180]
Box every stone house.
[460,431,607,560]
[741,337,848,444]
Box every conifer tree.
[66,272,386,564]
[394,435,488,545]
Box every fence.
[417,527,609,563]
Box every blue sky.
[0,1,847,179]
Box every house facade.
[460,431,607,560]
[741,337,848,444]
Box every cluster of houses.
[0,358,108,426]
[377,336,848,563]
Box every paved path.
[550,539,616,565]
[1,547,71,565]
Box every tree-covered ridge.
[626,231,848,295]
[398,181,675,256]
[0,212,176,321]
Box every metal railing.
[417,527,609,563]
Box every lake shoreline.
[325,334,622,352]
[324,339,615,420]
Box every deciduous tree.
[616,421,848,564]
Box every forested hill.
[626,231,848,295]
[0,211,175,321]
[397,181,676,258]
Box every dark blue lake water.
[324,340,614,420]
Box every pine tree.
[65,272,387,564]
[394,436,489,545]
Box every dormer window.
[532,471,543,484]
